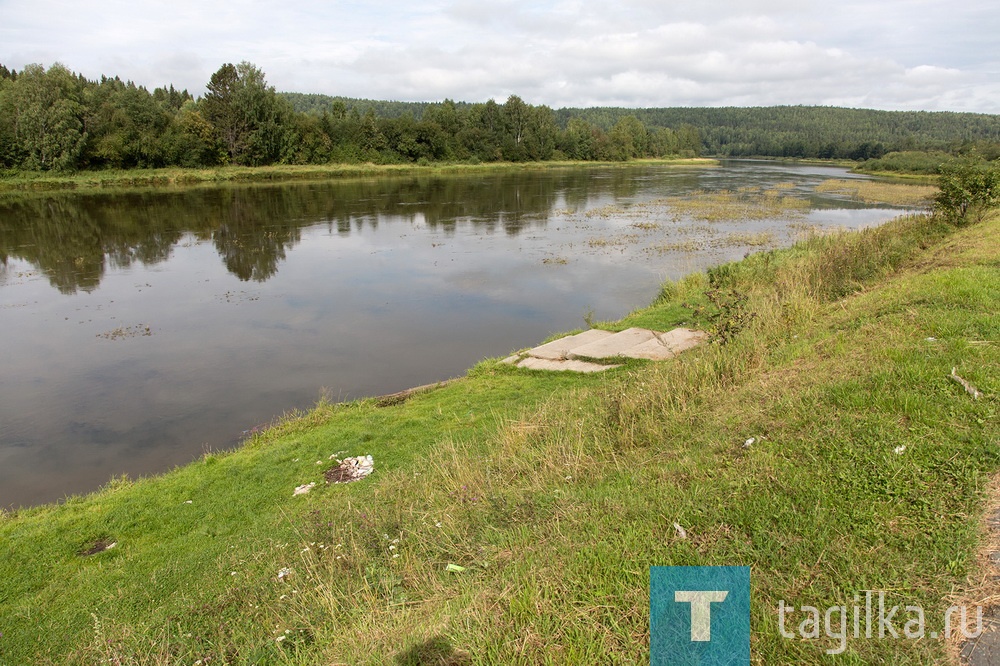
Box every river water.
[0,161,915,508]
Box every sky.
[1,0,998,113]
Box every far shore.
[0,157,719,193]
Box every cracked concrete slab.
[502,327,707,373]
[567,327,657,360]
[527,329,615,360]
[626,328,709,360]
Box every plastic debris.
[894,445,907,455]
[743,437,755,448]
[950,368,982,400]
[446,563,466,573]
[293,482,316,496]
[325,455,375,484]
[673,522,688,539]
[277,567,292,581]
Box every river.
[0,161,916,507]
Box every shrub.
[935,157,1000,225]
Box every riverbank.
[0,157,718,193]
[0,209,996,664]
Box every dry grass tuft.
[815,179,938,207]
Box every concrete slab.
[624,337,679,361]
[568,327,656,360]
[527,329,615,360]
[624,328,709,360]
[515,356,620,373]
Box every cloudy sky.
[2,0,998,112]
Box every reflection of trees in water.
[206,189,303,281]
[0,166,653,290]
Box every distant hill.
[556,106,1000,158]
[281,92,1000,159]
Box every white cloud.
[0,0,997,112]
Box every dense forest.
[285,93,1000,162]
[2,61,999,173]
[0,62,696,171]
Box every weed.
[698,288,758,344]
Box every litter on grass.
[950,368,983,400]
[325,455,375,484]
[293,482,316,496]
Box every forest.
[1,61,999,173]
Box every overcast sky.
[2,0,998,112]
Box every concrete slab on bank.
[501,327,708,373]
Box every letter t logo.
[674,590,729,641]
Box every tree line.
[285,94,1000,163]
[0,62,698,172]
[2,61,999,173]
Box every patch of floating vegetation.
[646,230,777,254]
[662,187,810,222]
[815,179,937,207]
[586,234,640,248]
[723,231,776,247]
[647,239,705,254]
[584,204,628,218]
[630,221,662,231]
[97,324,153,340]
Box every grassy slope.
[0,212,997,665]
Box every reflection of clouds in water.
[805,208,905,228]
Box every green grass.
[1,210,997,664]
[0,158,716,193]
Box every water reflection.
[0,169,662,292]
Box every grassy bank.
[0,158,717,193]
[0,208,997,664]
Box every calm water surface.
[0,161,914,507]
